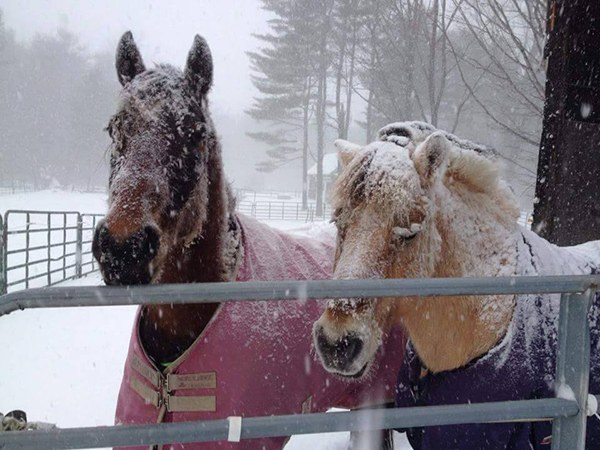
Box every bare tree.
[450,0,546,146]
[353,0,472,137]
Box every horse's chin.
[336,362,371,380]
[328,357,374,381]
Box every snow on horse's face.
[93,32,215,285]
[313,133,451,378]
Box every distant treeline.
[0,9,118,189]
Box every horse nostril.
[341,335,363,363]
[315,325,364,369]
[92,220,110,261]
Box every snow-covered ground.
[0,190,411,450]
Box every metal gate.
[0,275,598,449]
[0,210,104,295]
[0,204,332,295]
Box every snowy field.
[0,190,411,450]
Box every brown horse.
[312,122,600,449]
[92,32,405,450]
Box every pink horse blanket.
[115,214,405,449]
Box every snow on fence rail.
[0,210,104,295]
[0,275,598,450]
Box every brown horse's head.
[313,124,518,378]
[93,31,222,286]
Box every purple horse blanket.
[115,214,405,450]
[396,227,600,449]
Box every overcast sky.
[0,0,271,116]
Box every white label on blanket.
[228,416,242,442]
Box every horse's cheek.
[175,209,197,241]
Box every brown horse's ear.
[335,139,361,169]
[184,35,213,97]
[413,132,450,183]
[116,31,146,86]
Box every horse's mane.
[378,121,502,194]
[333,122,507,211]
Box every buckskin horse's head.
[312,134,445,378]
[93,32,220,285]
[313,124,518,378]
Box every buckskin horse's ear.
[413,132,450,184]
[116,31,146,86]
[335,139,361,169]
[185,35,213,97]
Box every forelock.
[333,142,423,212]
[119,64,200,124]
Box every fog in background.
[0,0,545,208]
[0,0,289,192]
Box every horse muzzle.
[313,323,370,379]
[92,219,161,285]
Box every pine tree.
[247,0,318,209]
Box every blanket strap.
[130,354,218,412]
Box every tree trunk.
[335,16,347,139]
[365,24,377,144]
[428,0,439,126]
[316,67,327,217]
[343,19,357,140]
[533,0,600,245]
[404,0,420,120]
[302,76,312,211]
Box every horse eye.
[188,123,206,147]
[392,226,419,244]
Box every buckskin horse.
[91,32,405,450]
[313,122,600,449]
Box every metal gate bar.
[551,289,594,449]
[0,398,583,450]
[79,213,104,277]
[0,276,598,450]
[0,275,597,316]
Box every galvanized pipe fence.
[0,210,104,295]
[236,200,333,222]
[0,181,38,196]
[0,275,598,450]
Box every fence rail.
[0,275,598,450]
[0,181,38,196]
[236,200,333,221]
